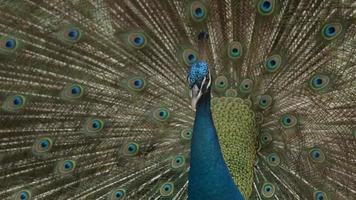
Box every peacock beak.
[190,84,202,111]
[190,71,211,111]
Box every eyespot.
[171,155,185,169]
[153,107,170,122]
[83,118,104,135]
[3,95,26,112]
[265,55,282,72]
[190,1,207,22]
[159,182,174,196]
[280,114,298,128]
[32,137,53,155]
[0,37,19,54]
[239,79,253,94]
[228,41,242,60]
[57,160,76,174]
[182,49,199,66]
[261,182,275,198]
[181,128,193,140]
[258,95,272,109]
[309,74,330,91]
[127,77,146,92]
[3,38,17,49]
[322,23,342,40]
[64,27,82,42]
[61,84,84,100]
[260,132,272,145]
[110,189,126,200]
[267,153,280,167]
[128,32,147,49]
[214,76,228,92]
[258,0,275,16]
[309,148,325,163]
[314,191,328,200]
[15,190,32,200]
[123,142,140,156]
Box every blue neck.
[188,91,244,200]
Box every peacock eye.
[261,182,275,198]
[182,48,199,66]
[62,27,82,43]
[260,132,272,145]
[280,114,298,128]
[267,153,280,166]
[3,95,26,112]
[239,79,253,94]
[91,119,103,130]
[12,95,24,106]
[172,155,185,169]
[33,137,53,155]
[265,55,282,72]
[128,32,146,49]
[310,74,330,91]
[190,1,207,22]
[15,190,32,200]
[228,41,242,60]
[134,37,143,45]
[309,148,325,163]
[188,54,196,62]
[314,191,328,200]
[134,79,142,87]
[115,191,123,198]
[258,0,275,15]
[110,189,126,200]
[214,76,228,92]
[127,76,146,92]
[187,53,197,64]
[128,144,136,152]
[160,182,174,196]
[5,38,17,49]
[322,23,342,40]
[67,28,81,41]
[57,160,76,174]
[123,142,140,156]
[83,118,104,136]
[181,128,193,140]
[258,95,272,109]
[153,107,170,122]
[232,48,239,55]
[71,85,82,96]
[62,84,84,100]
[64,161,73,169]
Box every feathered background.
[0,0,355,199]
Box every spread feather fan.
[0,0,355,199]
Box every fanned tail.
[0,0,355,199]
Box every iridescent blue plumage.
[188,60,244,200]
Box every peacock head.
[188,60,211,110]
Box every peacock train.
[0,0,355,200]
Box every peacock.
[0,0,355,199]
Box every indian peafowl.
[0,0,355,200]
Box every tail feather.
[0,0,355,199]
